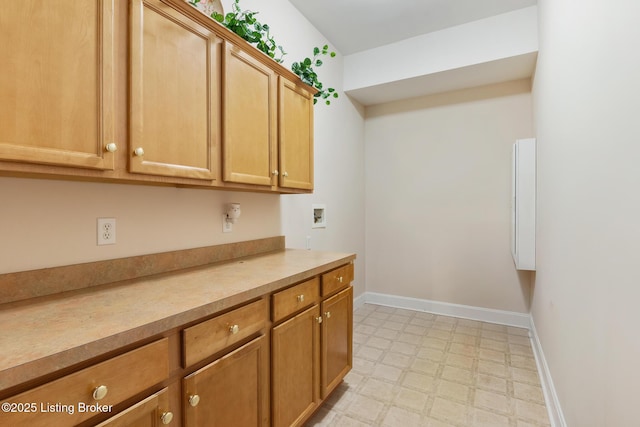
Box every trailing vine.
[292,45,338,105]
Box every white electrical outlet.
[97,218,116,245]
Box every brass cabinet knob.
[134,147,145,157]
[325,311,331,319]
[229,324,240,334]
[297,294,305,303]
[338,276,343,283]
[160,411,174,425]
[189,394,200,407]
[92,385,108,401]
[105,143,117,153]
[283,171,289,177]
[316,316,323,324]
[272,170,279,176]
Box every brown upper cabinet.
[0,0,317,193]
[222,42,277,187]
[129,0,221,181]
[0,0,116,170]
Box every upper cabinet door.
[129,0,220,180]
[222,43,277,187]
[0,0,116,170]
[278,77,314,190]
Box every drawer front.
[272,277,319,323]
[183,298,268,367]
[0,338,169,427]
[321,263,354,297]
[94,387,170,427]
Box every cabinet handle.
[92,385,108,401]
[338,276,343,283]
[325,311,331,319]
[188,394,200,407]
[229,324,240,334]
[283,171,289,177]
[105,143,117,153]
[160,411,174,425]
[272,170,279,176]
[297,294,305,303]
[316,316,323,324]
[133,147,145,157]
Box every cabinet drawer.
[0,338,169,427]
[183,298,268,367]
[94,387,171,427]
[321,264,354,297]
[272,277,319,323]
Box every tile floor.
[306,303,551,427]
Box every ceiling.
[288,0,537,55]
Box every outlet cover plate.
[97,218,116,245]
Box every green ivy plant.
[189,0,337,105]
[190,0,286,63]
[291,45,338,105]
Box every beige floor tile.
[382,351,413,369]
[477,359,509,378]
[510,354,538,371]
[454,325,480,336]
[388,313,412,324]
[441,365,474,385]
[429,397,469,425]
[369,312,391,320]
[367,336,393,350]
[383,320,405,331]
[345,394,385,422]
[515,399,551,425]
[376,327,400,340]
[482,323,508,333]
[410,358,440,376]
[449,342,477,357]
[333,415,374,427]
[451,333,477,345]
[510,342,534,356]
[508,326,530,336]
[436,379,470,403]
[398,332,423,345]
[417,347,446,362]
[427,328,453,341]
[510,366,542,385]
[471,407,510,427]
[444,353,474,370]
[474,389,510,414]
[422,337,448,351]
[393,387,429,411]
[513,381,546,404]
[457,319,482,328]
[356,345,384,361]
[360,378,397,401]
[481,329,509,342]
[371,363,403,382]
[480,337,508,352]
[402,371,436,391]
[508,334,532,346]
[425,417,457,427]
[409,317,433,328]
[475,373,508,394]
[381,406,423,427]
[478,347,506,363]
[390,341,418,356]
[363,317,385,327]
[432,322,456,332]
[404,324,428,336]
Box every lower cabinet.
[183,335,269,427]
[271,305,321,427]
[271,278,353,427]
[321,287,353,399]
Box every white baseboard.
[353,291,564,426]
[359,291,531,328]
[529,317,567,427]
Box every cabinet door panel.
[130,0,219,180]
[222,44,276,186]
[272,305,320,427]
[183,335,269,427]
[0,0,115,170]
[321,286,353,399]
[278,77,314,190]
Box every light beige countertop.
[0,247,356,392]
